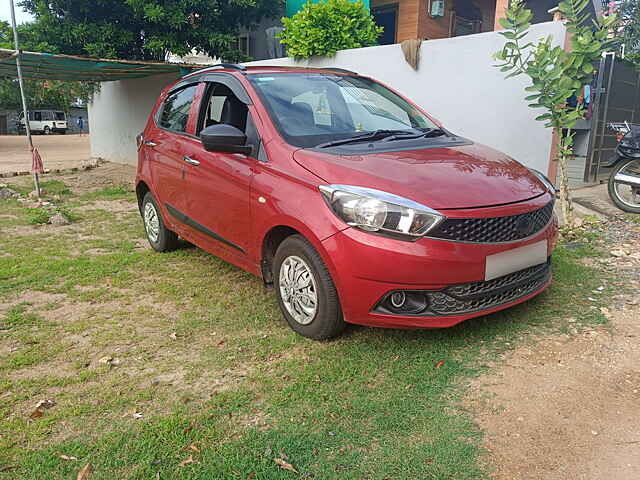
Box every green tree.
[616,0,640,66]
[279,0,382,59]
[17,0,281,62]
[1,21,95,113]
[494,0,617,227]
[0,77,94,111]
[0,19,57,52]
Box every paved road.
[0,134,91,173]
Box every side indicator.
[258,196,267,204]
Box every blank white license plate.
[485,240,548,281]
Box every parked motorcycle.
[604,122,640,214]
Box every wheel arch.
[259,222,341,288]
[135,180,151,215]
[260,225,301,286]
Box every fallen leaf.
[248,473,256,479]
[188,443,200,453]
[29,409,44,419]
[435,360,445,369]
[133,412,143,419]
[60,455,78,461]
[77,463,92,480]
[179,456,194,467]
[274,458,298,474]
[98,356,113,365]
[169,332,178,340]
[217,340,226,346]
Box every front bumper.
[321,197,558,329]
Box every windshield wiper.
[316,129,418,149]
[383,128,448,142]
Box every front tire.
[142,192,179,252]
[273,235,345,340]
[608,158,640,214]
[44,126,51,135]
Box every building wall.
[239,15,285,61]
[0,110,19,134]
[88,73,180,164]
[89,22,565,175]
[248,21,566,174]
[383,0,420,41]
[417,0,454,40]
[477,0,497,32]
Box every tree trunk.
[556,129,575,228]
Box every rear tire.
[273,235,345,340]
[141,192,179,252]
[608,158,640,214]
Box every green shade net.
[286,0,370,18]
[0,48,205,82]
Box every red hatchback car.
[136,64,558,339]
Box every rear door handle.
[183,156,200,166]
[144,140,157,147]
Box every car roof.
[181,64,357,80]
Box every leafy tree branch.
[494,0,618,227]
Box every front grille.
[374,259,551,317]
[429,201,555,243]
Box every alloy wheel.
[143,202,160,243]
[279,255,318,325]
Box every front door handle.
[144,140,157,147]
[183,156,200,166]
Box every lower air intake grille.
[374,259,551,317]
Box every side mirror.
[200,124,252,155]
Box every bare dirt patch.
[61,163,136,193]
[0,291,67,315]
[467,218,640,480]
[75,199,137,213]
[0,134,90,173]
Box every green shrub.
[26,207,51,225]
[280,0,383,59]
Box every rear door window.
[159,85,198,133]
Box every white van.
[19,110,68,135]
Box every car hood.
[293,143,547,210]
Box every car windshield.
[248,73,438,148]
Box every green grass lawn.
[0,173,611,479]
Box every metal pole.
[9,0,40,198]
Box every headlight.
[529,168,558,196]
[319,185,444,240]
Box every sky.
[0,2,34,24]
